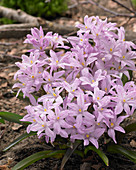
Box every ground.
[0,0,136,169]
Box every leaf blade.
[0,117,5,124]
[60,140,82,170]
[0,111,23,124]
[107,144,136,163]
[0,111,30,125]
[3,131,36,152]
[84,145,109,166]
[12,150,65,170]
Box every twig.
[87,0,135,18]
[68,0,136,18]
[0,64,17,71]
[112,0,136,14]
[0,42,18,46]
[0,52,21,59]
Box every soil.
[0,0,136,170]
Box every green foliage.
[0,0,68,19]
[0,111,30,126]
[107,144,136,163]
[3,132,36,152]
[0,117,5,124]
[1,111,136,168]
[12,150,66,170]
[131,0,136,8]
[0,111,23,124]
[84,145,109,166]
[0,17,17,24]
[60,140,82,170]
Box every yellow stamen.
[22,83,25,86]
[101,108,104,111]
[96,33,98,36]
[33,119,36,122]
[123,99,126,102]
[70,66,73,69]
[42,125,45,127]
[53,93,57,97]
[48,78,50,81]
[30,60,33,64]
[79,109,82,112]
[92,80,95,83]
[72,89,75,92]
[111,122,114,127]
[110,48,113,52]
[97,122,100,126]
[56,60,59,64]
[97,97,100,100]
[85,26,87,29]
[39,72,41,74]
[118,66,121,70]
[84,51,86,55]
[80,39,83,41]
[57,117,60,120]
[44,109,47,112]
[40,46,42,50]
[32,75,34,78]
[122,56,125,59]
[40,36,42,38]
[131,97,133,100]
[81,62,85,66]
[105,87,107,92]
[73,125,76,128]
[123,39,125,41]
[86,134,89,138]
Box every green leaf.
[107,144,136,163]
[12,150,65,170]
[0,117,5,124]
[74,150,84,158]
[132,0,136,8]
[124,122,136,134]
[13,91,39,101]
[0,112,30,125]
[121,74,128,85]
[84,145,109,166]
[60,140,82,170]
[3,132,36,152]
[0,112,23,124]
[117,122,136,143]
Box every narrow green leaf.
[0,117,5,124]
[3,132,36,152]
[107,144,136,163]
[121,74,128,85]
[60,140,82,170]
[117,122,136,143]
[0,112,23,124]
[13,91,39,101]
[84,145,109,166]
[12,150,65,170]
[74,150,84,158]
[0,112,30,125]
[124,122,136,134]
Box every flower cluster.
[13,16,136,148]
